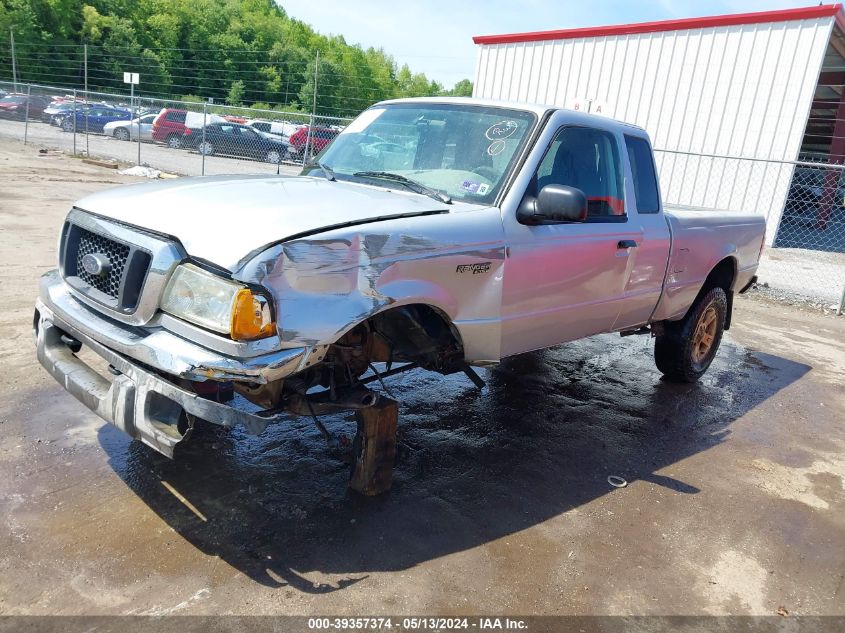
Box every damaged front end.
[35,271,471,459]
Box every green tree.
[226,79,245,106]
[0,0,455,118]
[448,79,473,97]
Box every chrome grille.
[61,219,153,314]
[75,227,130,299]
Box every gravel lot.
[0,140,843,618]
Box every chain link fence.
[655,149,845,310]
[0,80,351,178]
[0,79,842,309]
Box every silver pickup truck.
[35,97,765,467]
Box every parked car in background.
[42,101,100,125]
[181,122,288,163]
[247,119,302,140]
[0,94,52,120]
[104,113,157,141]
[287,125,340,158]
[151,109,189,148]
[152,108,225,148]
[58,105,132,133]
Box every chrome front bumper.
[35,270,316,457]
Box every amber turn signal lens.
[231,289,275,341]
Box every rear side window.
[165,111,187,123]
[536,126,626,218]
[625,135,660,214]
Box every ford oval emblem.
[81,253,111,277]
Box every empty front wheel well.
[369,304,464,370]
[333,304,465,377]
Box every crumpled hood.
[74,174,451,270]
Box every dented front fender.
[235,206,507,362]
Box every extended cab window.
[625,135,660,214]
[536,127,625,218]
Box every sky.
[278,0,822,89]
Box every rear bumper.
[34,270,314,457]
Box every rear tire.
[198,141,214,156]
[654,287,727,383]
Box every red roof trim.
[473,4,843,45]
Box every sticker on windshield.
[485,120,519,140]
[461,180,491,195]
[487,140,506,156]
[461,180,482,193]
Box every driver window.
[534,126,626,219]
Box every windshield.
[305,103,537,204]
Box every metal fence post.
[23,83,30,144]
[837,283,845,316]
[303,113,314,167]
[201,101,207,176]
[72,89,77,156]
[85,86,90,156]
[136,97,141,166]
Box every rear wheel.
[654,287,727,383]
[114,127,130,141]
[166,135,183,149]
[265,149,282,164]
[198,141,214,156]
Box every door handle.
[617,240,638,249]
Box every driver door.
[500,121,643,357]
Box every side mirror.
[517,184,588,225]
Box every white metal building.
[472,5,845,247]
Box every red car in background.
[0,94,52,120]
[152,108,228,148]
[287,125,340,158]
[151,109,189,148]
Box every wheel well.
[339,304,465,374]
[702,257,736,294]
[371,304,464,366]
[696,257,737,330]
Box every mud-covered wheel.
[654,286,727,383]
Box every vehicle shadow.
[99,332,810,594]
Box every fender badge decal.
[456,262,491,274]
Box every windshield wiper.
[352,171,451,204]
[305,161,336,182]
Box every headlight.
[161,264,275,340]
